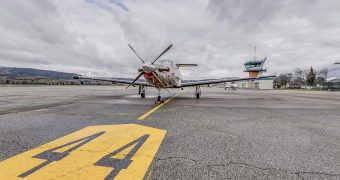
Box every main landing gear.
[195,86,201,99]
[139,85,146,98]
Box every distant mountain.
[0,67,77,79]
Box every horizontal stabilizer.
[176,64,198,67]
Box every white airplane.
[225,83,239,91]
[75,44,275,103]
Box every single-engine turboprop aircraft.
[74,44,275,103]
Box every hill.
[0,67,77,79]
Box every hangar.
[324,78,340,90]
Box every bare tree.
[318,68,328,80]
[294,68,303,78]
[314,68,328,85]
[294,68,305,85]
[303,69,309,82]
[277,73,289,87]
[287,73,293,84]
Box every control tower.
[237,46,273,90]
[244,57,267,78]
[242,57,271,89]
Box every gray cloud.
[0,0,340,79]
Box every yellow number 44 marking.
[0,124,166,180]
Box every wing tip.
[73,75,80,79]
[73,75,90,80]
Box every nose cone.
[142,64,155,73]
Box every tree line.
[275,67,328,88]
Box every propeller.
[151,44,173,64]
[128,44,145,63]
[126,44,172,89]
[126,72,144,89]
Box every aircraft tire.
[196,93,200,99]
[141,92,145,98]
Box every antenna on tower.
[254,44,257,60]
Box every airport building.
[323,78,340,90]
[237,57,274,90]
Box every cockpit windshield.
[157,60,173,67]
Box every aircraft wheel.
[141,92,145,98]
[196,93,200,99]
[155,96,164,104]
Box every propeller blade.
[128,44,145,64]
[151,44,173,64]
[126,72,144,89]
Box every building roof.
[327,78,340,83]
[244,59,266,65]
[244,57,267,72]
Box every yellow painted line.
[146,168,154,180]
[138,92,182,120]
[0,124,166,180]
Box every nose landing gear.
[156,91,164,104]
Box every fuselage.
[141,60,182,89]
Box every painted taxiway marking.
[0,124,166,180]
[138,92,182,120]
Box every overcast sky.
[0,0,340,79]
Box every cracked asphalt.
[1,86,340,179]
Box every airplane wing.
[180,75,276,87]
[73,75,151,86]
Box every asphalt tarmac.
[0,86,340,179]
